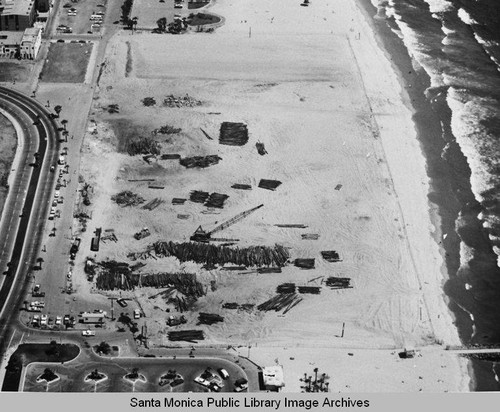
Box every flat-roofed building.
[81,312,106,324]
[0,30,22,57]
[20,25,39,58]
[262,365,285,392]
[0,0,37,31]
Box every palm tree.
[61,119,68,130]
[132,16,138,31]
[62,130,69,142]
[36,257,44,270]
[54,105,62,117]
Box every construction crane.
[190,204,264,243]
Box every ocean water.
[366,0,500,390]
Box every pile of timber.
[198,312,224,325]
[277,283,296,294]
[177,214,190,220]
[96,268,205,297]
[164,94,203,108]
[321,250,341,262]
[152,241,290,268]
[222,302,239,309]
[294,258,315,269]
[142,198,165,210]
[111,191,145,207]
[174,296,192,313]
[222,302,254,311]
[161,154,181,160]
[190,190,210,204]
[127,247,155,261]
[179,155,222,169]
[257,267,282,274]
[302,234,320,240]
[153,124,182,135]
[205,192,229,209]
[221,266,247,271]
[172,198,187,205]
[258,179,282,191]
[297,286,321,294]
[127,136,161,156]
[231,183,252,190]
[257,293,302,313]
[219,122,248,146]
[100,233,118,243]
[256,142,268,155]
[168,330,204,342]
[325,277,352,289]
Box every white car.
[54,190,60,198]
[82,330,95,336]
[194,376,209,387]
[55,316,62,325]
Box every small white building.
[262,365,285,391]
[20,26,40,59]
[81,312,105,324]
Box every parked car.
[218,368,229,380]
[82,330,95,336]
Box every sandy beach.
[12,0,470,392]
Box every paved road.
[0,87,60,362]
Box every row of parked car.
[31,313,76,328]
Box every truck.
[70,237,81,260]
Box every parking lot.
[55,0,108,35]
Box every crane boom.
[191,204,264,242]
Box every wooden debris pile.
[321,250,341,262]
[222,303,255,311]
[277,283,296,294]
[179,155,221,169]
[153,124,182,135]
[325,277,352,289]
[152,241,290,268]
[256,142,268,155]
[127,247,155,261]
[297,286,321,294]
[190,190,209,204]
[258,179,282,191]
[231,183,252,190]
[111,190,145,207]
[164,94,203,108]
[172,198,187,205]
[142,198,165,210]
[198,312,224,325]
[205,192,229,208]
[161,154,181,160]
[100,233,118,243]
[96,266,205,298]
[168,330,204,342]
[294,258,315,269]
[127,136,161,156]
[142,97,156,106]
[257,267,282,274]
[107,103,119,114]
[302,234,320,240]
[257,293,302,314]
[219,122,248,146]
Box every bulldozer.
[190,204,264,243]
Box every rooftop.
[0,30,23,44]
[21,26,40,42]
[0,0,36,16]
[262,365,285,387]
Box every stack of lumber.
[152,241,290,268]
[205,192,229,208]
[257,293,302,313]
[161,154,181,160]
[256,142,268,155]
[231,183,252,190]
[221,266,247,271]
[198,312,224,325]
[172,198,187,205]
[180,155,222,168]
[153,124,182,135]
[294,258,315,269]
[111,191,145,207]
[297,286,321,294]
[190,190,210,203]
[240,303,255,311]
[142,198,164,210]
[222,302,239,309]
[174,296,191,312]
[219,122,249,146]
[302,234,320,240]
[277,283,296,294]
[127,136,161,156]
[321,250,341,262]
[325,277,352,289]
[258,179,282,191]
[127,248,155,261]
[177,214,190,220]
[257,267,282,274]
[164,94,203,108]
[168,330,204,342]
[96,269,205,297]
